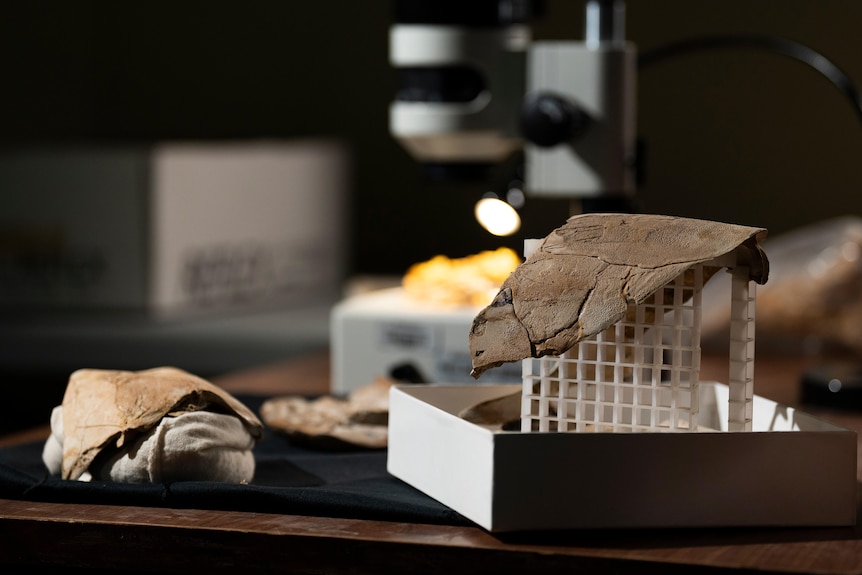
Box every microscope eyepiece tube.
[585,0,626,49]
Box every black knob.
[520,92,585,147]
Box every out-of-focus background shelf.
[0,304,331,432]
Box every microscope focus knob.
[520,92,586,148]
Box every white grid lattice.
[728,268,756,432]
[521,266,705,433]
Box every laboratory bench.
[0,350,860,575]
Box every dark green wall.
[2,1,860,275]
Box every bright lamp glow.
[475,196,521,236]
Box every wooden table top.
[1,350,861,575]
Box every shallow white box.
[0,140,347,315]
[330,287,521,393]
[387,382,858,532]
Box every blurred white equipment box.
[388,382,857,532]
[330,287,521,393]
[0,140,348,315]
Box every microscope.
[331,0,641,393]
[338,0,862,393]
[389,0,639,234]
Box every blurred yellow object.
[402,247,521,307]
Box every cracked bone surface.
[58,367,263,480]
[469,213,769,378]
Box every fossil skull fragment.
[469,213,768,378]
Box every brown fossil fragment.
[458,389,521,430]
[469,213,769,378]
[59,367,263,480]
[260,376,395,450]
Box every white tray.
[387,382,857,532]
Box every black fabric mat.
[0,395,471,527]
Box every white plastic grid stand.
[521,266,705,433]
[728,267,755,432]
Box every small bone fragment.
[458,390,521,429]
[260,377,395,449]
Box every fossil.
[470,213,768,378]
[57,367,263,481]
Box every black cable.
[638,34,862,125]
